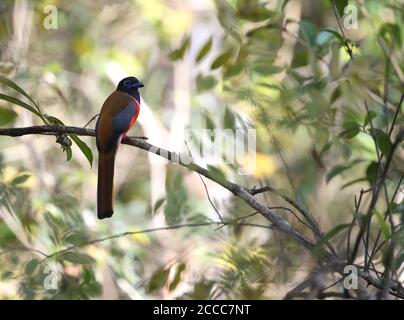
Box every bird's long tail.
[97,151,116,219]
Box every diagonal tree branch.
[0,125,316,251]
[1,124,404,298]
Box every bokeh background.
[0,0,403,299]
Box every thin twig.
[350,128,404,266]
[268,206,313,232]
[358,3,404,83]
[368,175,404,261]
[83,113,99,128]
[214,211,258,231]
[184,140,224,224]
[41,220,274,262]
[251,186,321,239]
[387,93,404,139]
[0,246,48,258]
[331,0,353,60]
[363,101,382,268]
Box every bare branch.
[388,93,404,139]
[0,125,147,139]
[83,113,99,128]
[0,124,315,251]
[251,185,322,240]
[41,220,274,262]
[331,0,354,60]
[184,140,224,223]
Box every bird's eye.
[123,80,132,87]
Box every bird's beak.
[128,82,144,89]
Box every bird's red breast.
[122,96,140,140]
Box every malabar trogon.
[95,76,144,219]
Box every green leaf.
[46,115,64,125]
[342,120,359,130]
[20,281,35,299]
[246,26,282,51]
[299,20,318,47]
[207,165,227,184]
[205,113,216,131]
[334,0,348,17]
[169,34,191,61]
[169,263,186,291]
[173,171,183,189]
[0,75,39,109]
[326,159,363,183]
[368,128,392,158]
[236,43,249,63]
[25,259,39,275]
[374,209,390,240]
[211,49,233,70]
[320,140,333,157]
[63,232,86,246]
[223,106,235,130]
[330,87,341,104]
[0,93,42,118]
[1,271,14,280]
[44,211,64,230]
[164,171,187,225]
[223,63,244,78]
[339,121,360,139]
[62,252,95,265]
[391,202,404,214]
[153,198,166,213]
[379,23,402,48]
[148,268,170,293]
[314,223,351,253]
[339,127,359,139]
[192,281,212,299]
[363,111,377,126]
[252,61,284,75]
[340,178,367,190]
[196,75,217,92]
[366,161,378,185]
[65,146,72,161]
[196,37,213,63]
[322,28,345,43]
[237,0,274,22]
[11,174,30,185]
[164,197,181,225]
[0,107,17,126]
[69,134,93,167]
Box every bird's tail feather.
[97,151,116,219]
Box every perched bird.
[95,76,144,219]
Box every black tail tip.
[98,210,114,220]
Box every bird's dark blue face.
[117,76,144,93]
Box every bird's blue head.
[116,76,144,101]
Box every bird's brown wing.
[96,91,138,153]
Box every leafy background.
[0,0,403,299]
